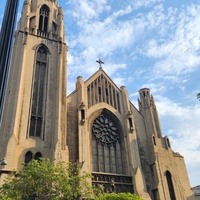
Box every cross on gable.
[96,59,104,69]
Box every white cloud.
[143,4,200,77]
[113,5,132,18]
[67,53,74,65]
[112,77,126,87]
[66,1,138,92]
[141,83,167,95]
[131,0,164,10]
[104,63,127,76]
[68,0,110,23]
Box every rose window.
[92,114,119,145]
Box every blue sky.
[1,0,200,187]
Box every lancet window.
[39,5,49,32]
[24,151,42,164]
[166,171,176,200]
[29,45,48,138]
[35,152,42,160]
[25,151,33,164]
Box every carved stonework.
[92,114,119,146]
[92,173,134,193]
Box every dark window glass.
[167,138,171,148]
[166,171,176,200]
[29,46,48,137]
[39,5,49,32]
[128,117,133,129]
[98,87,101,95]
[81,109,85,121]
[25,151,33,164]
[153,136,156,145]
[35,152,42,160]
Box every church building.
[0,0,198,199]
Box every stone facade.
[0,0,198,200]
[0,0,68,181]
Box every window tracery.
[91,111,133,193]
[92,113,123,174]
[92,114,119,146]
[29,45,48,138]
[39,5,49,32]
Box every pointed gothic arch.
[39,5,50,32]
[166,170,176,200]
[29,45,49,138]
[25,151,33,164]
[91,109,133,193]
[34,152,42,160]
[91,109,124,174]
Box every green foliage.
[0,158,100,200]
[197,92,200,101]
[95,192,143,200]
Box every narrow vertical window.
[167,138,171,148]
[113,89,117,109]
[29,46,48,137]
[91,84,94,105]
[153,136,156,145]
[81,109,85,122]
[87,87,90,107]
[39,5,49,32]
[117,93,121,113]
[109,85,112,106]
[152,189,158,200]
[128,117,133,131]
[166,171,176,200]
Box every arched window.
[29,45,48,137]
[166,171,176,200]
[25,151,33,164]
[34,152,42,160]
[92,112,124,174]
[39,5,49,32]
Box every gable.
[85,68,121,114]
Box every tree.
[197,92,200,101]
[0,158,100,200]
[94,192,143,200]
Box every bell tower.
[0,0,68,175]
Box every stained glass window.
[92,113,123,174]
[29,46,48,137]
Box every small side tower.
[0,0,68,180]
[138,88,195,200]
[138,88,162,138]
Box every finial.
[96,58,104,69]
